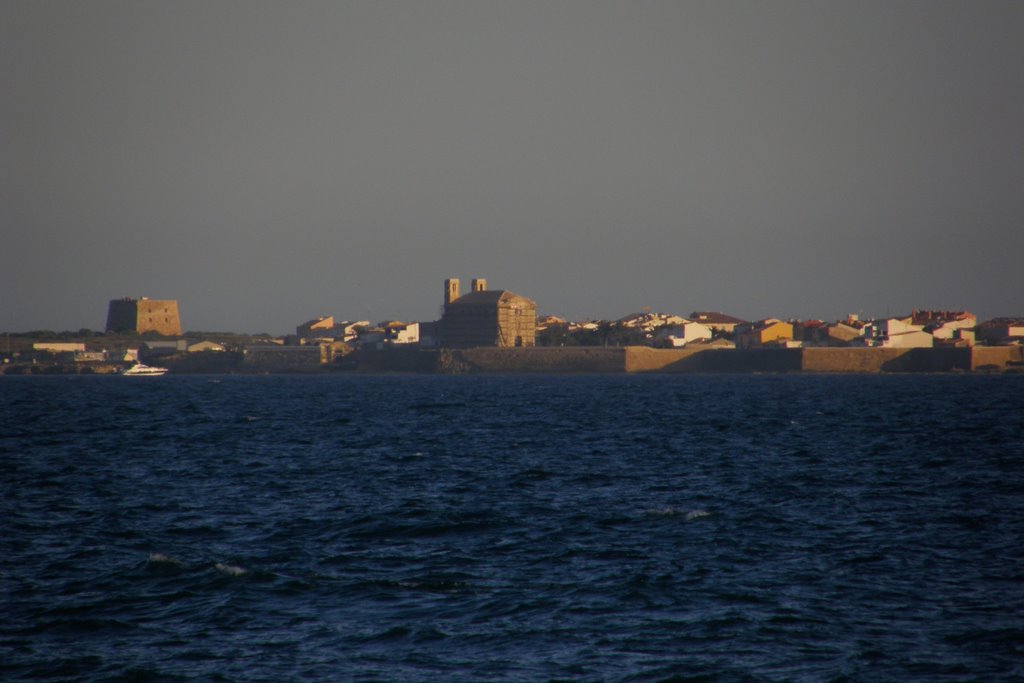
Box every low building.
[295,316,364,341]
[296,316,337,338]
[618,312,687,333]
[143,339,188,357]
[700,337,736,348]
[537,315,566,330]
[33,342,86,353]
[735,319,794,349]
[352,327,385,348]
[862,318,933,348]
[912,310,977,341]
[383,321,420,345]
[653,321,713,348]
[977,318,1024,345]
[188,340,226,353]
[826,322,863,345]
[793,320,827,345]
[340,321,371,343]
[689,312,747,334]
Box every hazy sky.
[4,1,1022,334]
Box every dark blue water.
[2,374,1023,681]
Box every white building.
[384,322,420,345]
[862,319,933,348]
[187,340,226,353]
[33,342,86,353]
[653,321,713,348]
[919,313,977,341]
[341,321,371,343]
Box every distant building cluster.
[285,277,537,352]
[532,309,1024,352]
[258,280,1024,366]
[3,282,1022,375]
[83,290,1024,356]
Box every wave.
[215,562,247,576]
[147,553,182,565]
[644,507,712,521]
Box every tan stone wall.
[135,300,182,336]
[455,347,624,373]
[624,347,704,372]
[443,302,537,348]
[105,299,138,333]
[106,298,182,335]
[350,346,1023,374]
[802,348,906,372]
[243,345,323,371]
[802,347,970,372]
[441,305,498,347]
[496,305,536,347]
[625,347,803,373]
[971,346,1024,370]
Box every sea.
[2,373,1023,682]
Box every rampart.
[801,347,971,372]
[970,345,1024,371]
[351,347,626,373]
[624,347,802,373]
[350,346,1023,374]
[454,347,625,373]
[243,345,326,372]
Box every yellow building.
[736,319,794,348]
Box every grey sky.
[3,1,1022,334]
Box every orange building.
[735,319,794,348]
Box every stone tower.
[444,278,460,305]
[105,297,182,336]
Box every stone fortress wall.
[389,346,1024,374]
[105,298,182,336]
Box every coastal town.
[3,278,1023,375]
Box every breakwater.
[353,345,1024,374]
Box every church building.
[440,278,536,348]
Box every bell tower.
[444,278,460,305]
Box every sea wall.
[801,347,971,373]
[971,345,1024,371]
[347,345,1023,374]
[449,347,625,373]
[624,347,802,373]
[243,345,325,372]
[629,346,989,373]
[349,347,625,373]
[351,347,439,373]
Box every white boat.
[123,363,168,376]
